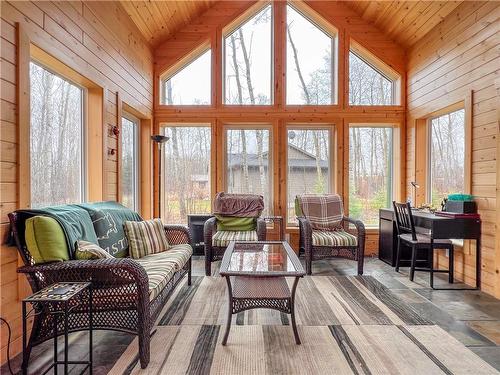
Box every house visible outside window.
[349,126,394,226]
[286,4,337,105]
[349,49,397,105]
[224,5,273,105]
[30,62,85,207]
[226,128,272,215]
[121,114,139,211]
[429,109,465,206]
[161,49,211,105]
[286,128,331,225]
[162,125,212,223]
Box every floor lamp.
[151,135,170,218]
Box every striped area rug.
[111,276,498,374]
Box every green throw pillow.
[216,215,256,231]
[295,197,303,217]
[25,216,69,264]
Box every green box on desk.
[444,200,477,214]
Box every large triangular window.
[286,4,337,105]
[349,43,400,105]
[161,48,211,105]
[223,4,273,105]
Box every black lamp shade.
[151,135,170,144]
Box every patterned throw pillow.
[75,240,114,260]
[123,219,170,259]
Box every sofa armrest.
[18,258,149,295]
[164,225,192,246]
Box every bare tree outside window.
[287,129,330,225]
[226,129,271,215]
[429,109,465,206]
[121,116,138,210]
[286,5,335,105]
[349,127,393,225]
[224,5,272,105]
[162,49,211,105]
[349,52,393,105]
[162,126,211,223]
[30,62,84,208]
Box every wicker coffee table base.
[222,276,301,346]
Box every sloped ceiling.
[343,1,463,48]
[119,1,216,46]
[120,1,463,50]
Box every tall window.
[224,5,272,105]
[349,126,393,226]
[162,125,211,223]
[161,49,211,105]
[287,128,331,225]
[349,50,395,105]
[429,109,465,206]
[121,114,139,211]
[226,128,272,214]
[286,5,336,105]
[30,62,84,207]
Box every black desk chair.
[393,201,454,288]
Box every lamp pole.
[151,135,170,218]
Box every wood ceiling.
[343,1,463,48]
[119,1,216,46]
[121,1,463,49]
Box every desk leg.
[291,277,301,345]
[476,236,481,290]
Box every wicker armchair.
[204,217,266,275]
[296,195,365,275]
[8,212,192,370]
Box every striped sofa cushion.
[124,219,169,259]
[212,230,258,247]
[312,230,357,247]
[134,244,193,301]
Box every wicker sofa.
[8,207,192,370]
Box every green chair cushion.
[25,216,69,264]
[215,215,256,231]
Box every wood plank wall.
[153,1,407,256]
[406,2,500,296]
[0,1,153,363]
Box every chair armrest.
[204,217,217,238]
[164,225,192,245]
[342,216,366,239]
[297,217,312,238]
[256,218,267,240]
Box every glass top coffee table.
[219,241,305,345]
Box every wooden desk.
[379,208,481,289]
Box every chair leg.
[138,325,150,369]
[448,245,454,284]
[205,246,212,276]
[409,245,417,282]
[395,237,402,272]
[188,257,192,286]
[305,248,312,276]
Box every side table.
[263,215,285,241]
[22,282,93,375]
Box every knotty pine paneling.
[406,2,500,296]
[0,1,153,363]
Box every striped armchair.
[204,193,266,276]
[296,194,365,275]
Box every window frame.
[285,2,339,106]
[222,2,275,106]
[222,123,274,214]
[120,111,141,211]
[29,59,88,206]
[348,40,401,106]
[159,122,214,223]
[347,123,398,227]
[159,44,213,106]
[426,108,467,205]
[285,124,336,226]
